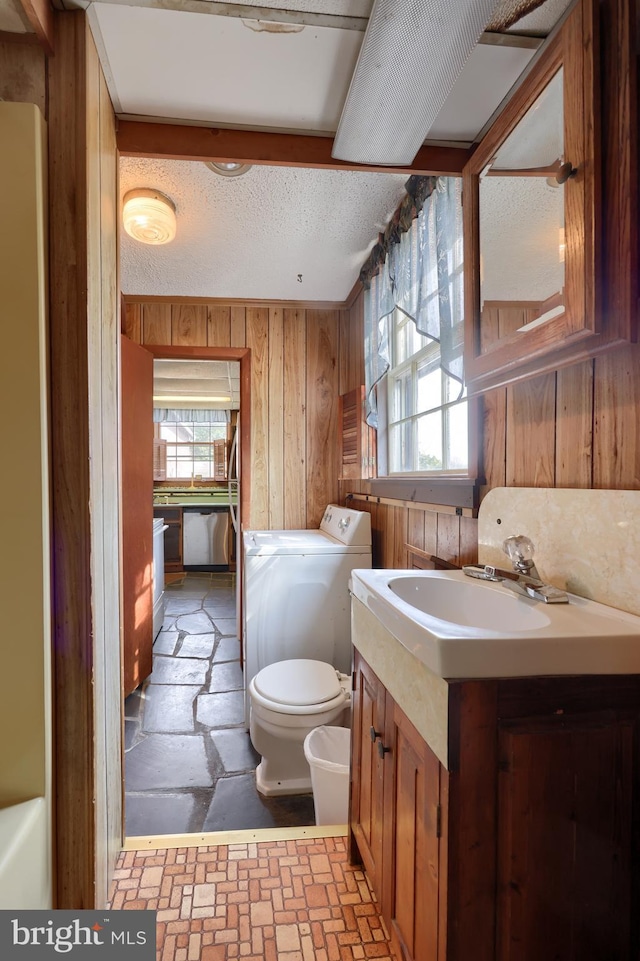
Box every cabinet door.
[339,386,376,479]
[154,507,183,571]
[350,651,387,894]
[383,697,442,961]
[496,716,633,961]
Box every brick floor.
[108,835,398,960]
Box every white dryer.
[242,504,372,723]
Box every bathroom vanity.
[349,590,640,961]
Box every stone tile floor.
[125,573,315,837]
[108,836,398,961]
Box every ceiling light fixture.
[332,0,499,166]
[205,161,253,178]
[123,189,177,245]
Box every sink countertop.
[350,568,640,681]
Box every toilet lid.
[253,659,343,707]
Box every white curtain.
[153,409,230,423]
[364,177,464,427]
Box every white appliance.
[182,507,229,568]
[152,518,168,639]
[242,504,372,724]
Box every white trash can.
[303,725,351,826]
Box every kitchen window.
[157,420,228,480]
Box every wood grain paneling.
[340,295,365,395]
[506,373,556,487]
[143,303,172,344]
[123,302,142,343]
[171,304,207,345]
[207,305,231,347]
[268,307,284,529]
[230,305,246,347]
[555,360,593,486]
[48,10,121,908]
[246,307,270,528]
[95,60,122,905]
[0,34,46,113]
[593,345,640,488]
[436,514,460,566]
[283,308,307,528]
[121,335,153,697]
[306,309,340,528]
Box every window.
[385,309,467,474]
[366,177,467,477]
[157,420,228,480]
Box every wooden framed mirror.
[463,0,601,393]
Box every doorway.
[121,343,315,837]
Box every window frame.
[157,420,228,482]
[379,308,470,479]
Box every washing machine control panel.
[320,504,372,547]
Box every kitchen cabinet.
[350,638,640,961]
[153,506,182,572]
[463,0,637,393]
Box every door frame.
[121,342,251,841]
[143,344,251,528]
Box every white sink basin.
[350,569,640,679]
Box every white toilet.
[249,659,351,796]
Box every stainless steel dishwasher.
[182,506,229,570]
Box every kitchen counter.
[153,491,236,507]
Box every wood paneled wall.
[339,286,640,571]
[48,12,121,907]
[0,34,46,112]
[123,299,347,529]
[482,346,640,490]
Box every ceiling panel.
[120,158,408,300]
[91,3,362,129]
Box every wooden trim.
[344,277,364,310]
[348,492,477,517]
[142,345,251,528]
[368,477,480,510]
[48,9,95,907]
[123,824,347,852]
[116,120,470,175]
[0,28,42,45]
[446,681,498,961]
[122,293,346,310]
[406,546,460,570]
[18,0,54,55]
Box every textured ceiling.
[120,158,408,300]
[154,359,241,408]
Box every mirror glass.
[478,68,565,353]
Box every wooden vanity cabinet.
[350,651,444,961]
[350,651,640,961]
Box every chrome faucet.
[462,534,569,604]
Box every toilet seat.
[250,659,350,717]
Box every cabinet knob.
[377,740,390,759]
[556,161,577,185]
[370,726,382,742]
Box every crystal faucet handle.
[502,534,535,566]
